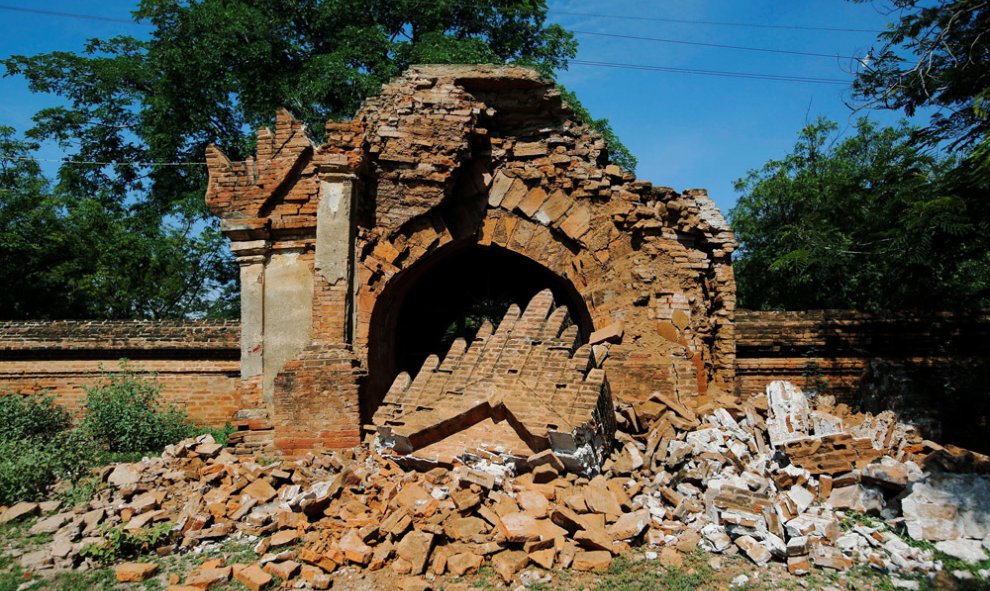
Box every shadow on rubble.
[782,309,990,455]
[857,356,990,456]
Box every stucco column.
[230,242,268,380]
[314,172,358,344]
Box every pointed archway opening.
[363,242,593,424]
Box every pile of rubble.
[3,381,990,589]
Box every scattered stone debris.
[3,380,989,588]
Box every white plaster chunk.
[787,485,815,514]
[765,381,811,448]
[902,473,990,541]
[935,539,989,564]
[827,484,885,515]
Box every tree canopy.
[2,0,634,320]
[852,0,990,189]
[732,0,990,312]
[0,126,235,319]
[730,118,989,311]
[853,0,989,151]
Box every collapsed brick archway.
[363,240,594,423]
[205,64,737,456]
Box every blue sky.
[0,0,920,216]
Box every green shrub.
[0,368,228,504]
[80,522,175,563]
[0,393,71,443]
[0,430,98,504]
[80,370,196,453]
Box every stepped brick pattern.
[373,290,615,473]
[203,64,736,455]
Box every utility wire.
[0,3,878,72]
[555,10,886,34]
[0,154,205,166]
[0,4,148,25]
[0,3,887,35]
[572,30,862,61]
[569,59,852,85]
[1,57,852,169]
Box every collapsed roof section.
[374,289,615,475]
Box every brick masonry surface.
[204,64,736,454]
[2,311,987,440]
[734,309,990,402]
[0,321,241,427]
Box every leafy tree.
[0,126,235,319]
[730,118,989,311]
[2,1,634,319]
[853,0,989,150]
[853,0,990,189]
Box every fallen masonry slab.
[374,290,616,475]
[115,562,158,582]
[0,502,39,523]
[935,539,988,564]
[902,473,990,541]
[782,433,882,475]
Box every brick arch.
[354,201,614,352]
[358,210,599,423]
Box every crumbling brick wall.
[0,321,241,426]
[205,64,737,454]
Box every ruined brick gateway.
[204,65,736,462]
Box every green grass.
[38,569,117,591]
[0,518,54,550]
[1,513,260,591]
[592,554,716,591]
[0,561,115,591]
[839,510,888,532]
[468,565,497,589]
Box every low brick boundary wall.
[734,309,990,400]
[3,312,988,438]
[0,321,241,427]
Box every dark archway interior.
[363,243,593,424]
[395,245,590,375]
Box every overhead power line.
[555,10,886,34]
[569,59,852,85]
[0,2,887,35]
[0,154,204,166]
[0,4,148,25]
[572,30,862,61]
